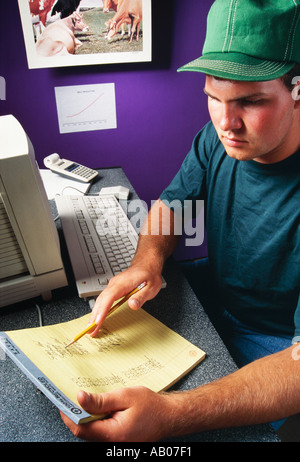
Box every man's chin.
[223,145,256,162]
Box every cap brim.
[178,52,295,81]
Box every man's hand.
[88,264,163,336]
[60,387,171,442]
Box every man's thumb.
[77,390,106,415]
[128,296,142,310]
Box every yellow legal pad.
[0,303,205,423]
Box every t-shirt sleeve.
[293,293,300,339]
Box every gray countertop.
[0,168,279,443]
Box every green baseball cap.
[178,0,300,81]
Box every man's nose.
[219,104,243,131]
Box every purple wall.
[1,0,213,259]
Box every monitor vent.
[0,196,28,281]
[0,278,38,307]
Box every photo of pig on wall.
[18,0,151,68]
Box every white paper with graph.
[0,303,205,423]
[54,83,117,134]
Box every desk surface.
[0,167,279,442]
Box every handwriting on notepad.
[33,327,125,360]
[71,355,163,389]
[125,356,162,380]
[72,373,127,388]
[33,338,84,360]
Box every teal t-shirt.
[160,122,300,337]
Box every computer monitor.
[0,114,67,308]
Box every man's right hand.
[88,263,163,336]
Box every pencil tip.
[65,341,74,348]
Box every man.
[61,0,300,441]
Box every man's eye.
[243,99,262,105]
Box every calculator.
[44,153,98,183]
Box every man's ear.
[292,76,300,106]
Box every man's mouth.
[222,135,248,147]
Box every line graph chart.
[66,92,104,119]
[55,83,117,134]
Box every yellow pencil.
[65,282,147,348]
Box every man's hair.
[280,63,300,91]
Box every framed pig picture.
[18,0,152,69]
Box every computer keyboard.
[55,194,139,298]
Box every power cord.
[35,303,44,327]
